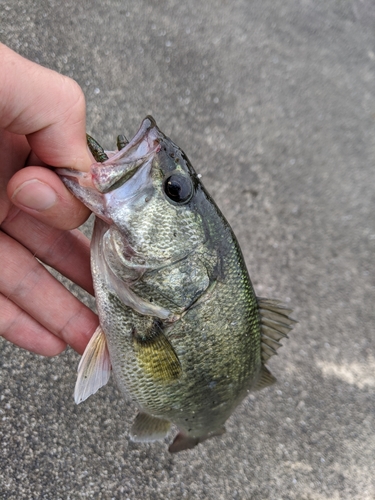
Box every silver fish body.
[59,117,295,452]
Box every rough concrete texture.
[1,1,375,498]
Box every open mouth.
[57,116,162,193]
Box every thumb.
[7,166,91,230]
[0,43,92,171]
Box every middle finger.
[1,207,93,295]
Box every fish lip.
[101,116,159,166]
[56,168,96,189]
[93,160,144,194]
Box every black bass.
[59,116,296,453]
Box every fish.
[58,116,296,453]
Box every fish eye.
[163,173,193,204]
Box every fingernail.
[12,180,57,211]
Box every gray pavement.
[1,1,375,498]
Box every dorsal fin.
[253,365,277,390]
[257,297,297,363]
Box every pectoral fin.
[74,325,111,404]
[130,412,171,442]
[133,320,182,383]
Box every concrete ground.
[1,1,375,498]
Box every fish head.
[58,116,214,267]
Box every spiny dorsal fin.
[130,412,171,442]
[74,325,111,404]
[253,365,277,391]
[257,297,297,363]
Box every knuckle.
[61,77,86,114]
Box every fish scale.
[95,222,259,423]
[58,116,296,453]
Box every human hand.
[0,43,98,356]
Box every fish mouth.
[57,116,162,194]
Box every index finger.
[0,43,92,171]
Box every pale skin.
[0,43,98,356]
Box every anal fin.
[74,325,111,404]
[130,412,171,442]
[168,427,226,453]
[168,433,199,453]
